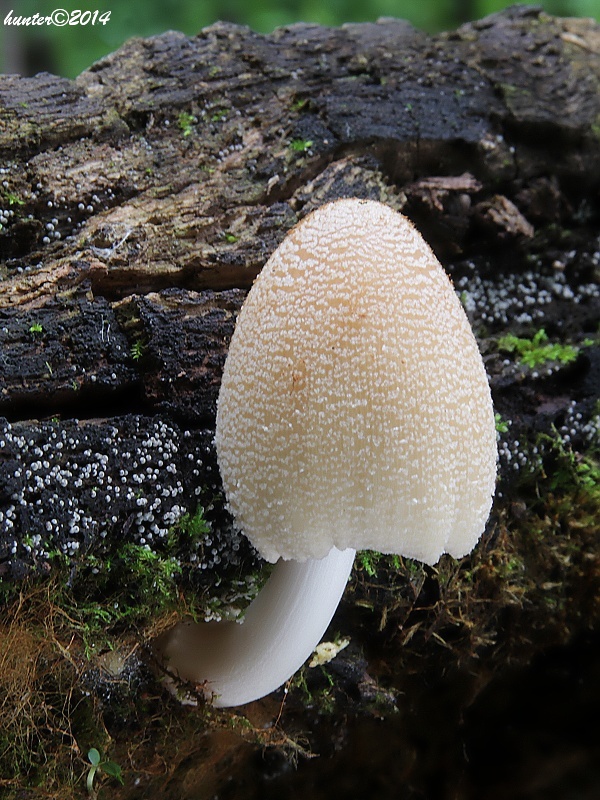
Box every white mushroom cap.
[216,198,497,566]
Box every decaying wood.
[0,6,598,425]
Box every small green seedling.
[289,138,313,153]
[291,97,309,112]
[130,339,145,361]
[178,111,197,137]
[495,413,509,434]
[5,191,25,206]
[29,322,43,335]
[86,747,123,797]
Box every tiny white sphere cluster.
[0,416,249,581]
[457,249,598,493]
[0,158,120,255]
[495,399,599,492]
[496,422,543,482]
[558,401,600,447]
[0,206,15,230]
[0,167,18,232]
[36,183,118,246]
[456,261,599,328]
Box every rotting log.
[0,6,599,798]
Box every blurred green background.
[1,0,599,77]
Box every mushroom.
[158,198,497,707]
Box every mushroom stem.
[159,546,356,707]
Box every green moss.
[356,550,402,578]
[498,328,580,368]
[288,665,336,714]
[3,504,214,646]
[539,427,600,498]
[0,582,111,793]
[503,428,600,628]
[177,111,197,137]
[176,505,211,540]
[0,502,223,793]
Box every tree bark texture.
[0,7,598,423]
